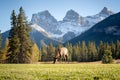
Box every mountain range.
[67,11,120,45]
[30,7,114,42]
[2,7,118,48]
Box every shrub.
[102,50,113,64]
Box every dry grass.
[0,60,119,80]
[0,63,120,80]
[38,59,120,64]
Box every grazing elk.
[53,47,69,64]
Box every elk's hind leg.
[65,55,69,64]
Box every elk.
[53,47,69,64]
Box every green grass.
[0,64,120,80]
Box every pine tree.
[8,7,32,63]
[104,42,111,51]
[0,30,2,63]
[47,42,55,61]
[2,38,9,63]
[7,10,20,63]
[0,30,1,49]
[102,50,113,64]
[110,42,116,59]
[65,43,72,61]
[31,43,40,63]
[17,7,32,63]
[98,41,104,60]
[88,42,92,61]
[116,40,120,59]
[41,46,47,61]
[80,41,88,62]
[72,45,78,61]
[92,42,98,61]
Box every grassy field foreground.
[0,64,120,80]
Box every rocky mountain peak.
[38,10,51,17]
[63,9,80,22]
[62,9,87,25]
[100,7,114,15]
[31,10,58,34]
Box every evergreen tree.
[2,38,9,63]
[7,10,20,63]
[47,42,55,61]
[102,50,113,64]
[88,42,93,61]
[65,43,72,61]
[80,41,88,62]
[72,45,78,61]
[110,42,116,59]
[0,30,2,63]
[92,42,98,61]
[41,46,47,61]
[0,30,1,49]
[116,40,120,59]
[31,43,39,63]
[76,42,81,62]
[104,42,111,51]
[98,41,104,60]
[17,7,32,63]
[8,7,32,63]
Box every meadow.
[0,63,120,80]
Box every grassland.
[0,63,120,80]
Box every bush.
[102,50,113,64]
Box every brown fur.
[53,47,69,64]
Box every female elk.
[53,47,69,64]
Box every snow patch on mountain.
[86,7,114,26]
[30,7,114,42]
[31,10,61,34]
[30,24,52,38]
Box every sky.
[0,0,120,33]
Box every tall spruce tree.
[31,43,40,63]
[47,42,55,61]
[0,30,2,63]
[65,43,72,61]
[110,42,116,59]
[0,30,1,49]
[2,38,9,63]
[102,50,113,64]
[88,42,98,61]
[7,10,20,63]
[98,41,104,60]
[81,41,88,62]
[116,40,120,59]
[8,7,32,63]
[72,45,78,61]
[41,46,47,61]
[17,7,32,63]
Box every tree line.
[40,41,120,63]
[0,7,120,64]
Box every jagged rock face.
[86,7,114,27]
[67,12,120,45]
[99,7,114,16]
[63,9,87,25]
[63,10,80,22]
[30,7,114,42]
[31,10,61,34]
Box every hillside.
[67,12,120,45]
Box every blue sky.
[0,0,120,33]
